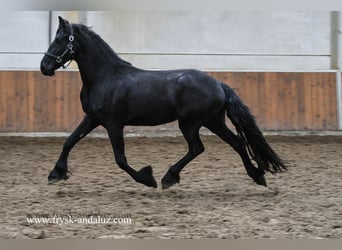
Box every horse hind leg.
[205,116,267,186]
[161,121,204,189]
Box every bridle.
[44,23,75,69]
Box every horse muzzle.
[40,61,56,76]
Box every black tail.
[221,83,287,173]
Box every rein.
[45,23,75,69]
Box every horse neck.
[74,32,129,87]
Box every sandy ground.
[0,135,341,239]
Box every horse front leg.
[48,115,99,184]
[106,125,157,188]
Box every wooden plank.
[5,72,16,131]
[0,71,338,132]
[54,72,63,131]
[255,72,266,129]
[302,73,312,129]
[46,72,56,131]
[262,72,273,129]
[329,73,337,129]
[317,73,325,129]
[331,73,339,128]
[26,72,35,132]
[285,73,298,130]
[0,72,7,131]
[35,72,49,131]
[324,73,337,129]
[14,71,27,131]
[296,73,305,130]
[59,71,83,131]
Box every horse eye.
[55,34,65,43]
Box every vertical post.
[331,11,342,130]
[48,11,52,45]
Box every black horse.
[40,17,287,189]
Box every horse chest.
[80,90,109,119]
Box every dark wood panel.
[208,72,337,130]
[0,71,83,132]
[0,71,338,132]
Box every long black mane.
[73,23,132,67]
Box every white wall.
[0,11,50,69]
[87,11,331,70]
[0,11,336,70]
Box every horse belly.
[126,105,177,126]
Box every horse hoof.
[161,182,173,190]
[47,168,69,185]
[137,166,157,188]
[47,176,68,185]
[255,175,267,187]
[48,177,60,185]
[161,171,180,189]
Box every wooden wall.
[209,72,338,130]
[0,71,339,132]
[0,71,83,132]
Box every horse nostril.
[40,64,46,73]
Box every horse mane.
[74,23,132,67]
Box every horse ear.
[58,16,69,28]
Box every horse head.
[40,16,75,76]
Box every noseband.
[45,24,75,69]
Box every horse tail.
[221,83,287,173]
